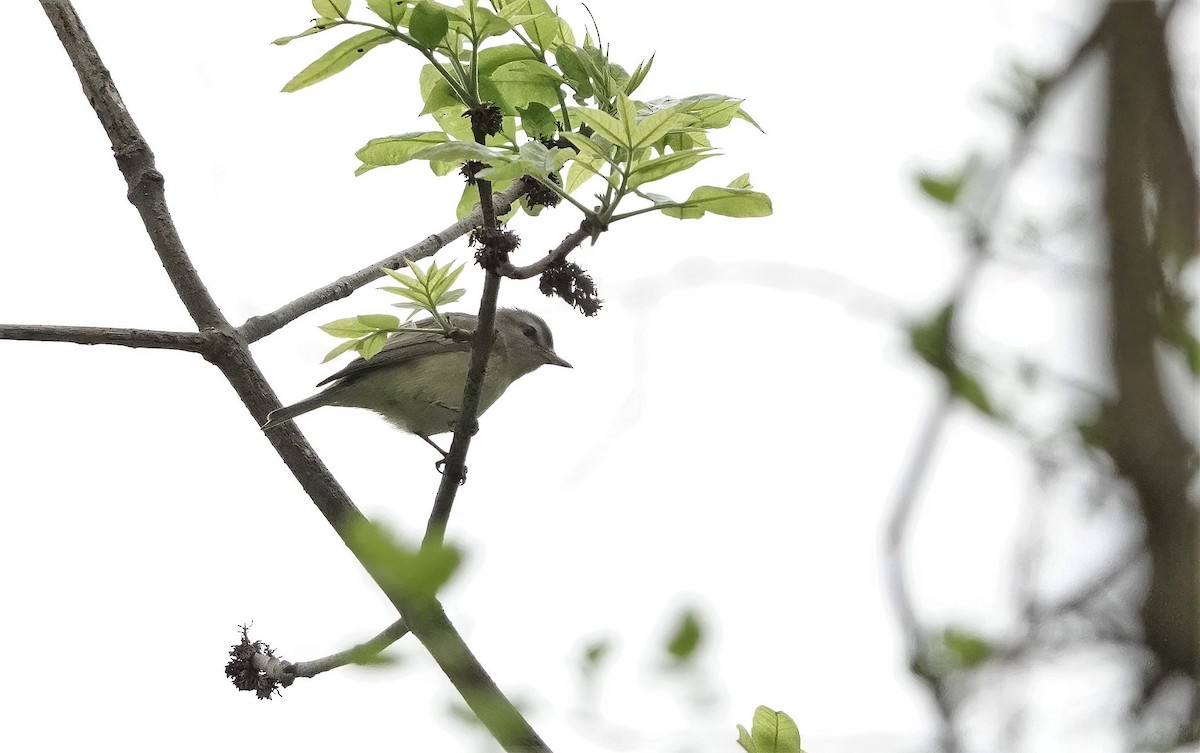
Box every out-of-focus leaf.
[940,627,993,669]
[665,608,703,662]
[346,519,462,600]
[916,154,979,206]
[950,371,996,417]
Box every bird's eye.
[521,325,538,340]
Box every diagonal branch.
[239,179,530,343]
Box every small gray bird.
[261,308,570,450]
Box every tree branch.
[239,179,530,344]
[496,223,592,280]
[37,4,552,751]
[263,619,411,682]
[1101,0,1198,681]
[0,324,206,351]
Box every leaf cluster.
[277,0,772,228]
[319,258,466,361]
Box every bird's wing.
[314,313,476,387]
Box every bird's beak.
[543,349,572,368]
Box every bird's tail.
[261,395,328,431]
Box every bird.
[261,308,570,456]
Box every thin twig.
[239,179,529,344]
[497,223,592,280]
[0,324,207,351]
[284,619,410,680]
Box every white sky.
[2,1,1196,752]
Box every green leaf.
[569,107,628,149]
[735,106,764,132]
[367,0,409,25]
[643,93,746,131]
[950,371,996,417]
[488,59,563,113]
[627,149,716,190]
[419,64,465,114]
[355,131,450,173]
[320,317,375,338]
[742,707,803,753]
[282,29,396,92]
[632,107,691,150]
[409,1,450,47]
[625,53,654,95]
[360,330,390,359]
[939,627,993,669]
[564,156,604,192]
[580,638,611,670]
[907,303,955,374]
[456,4,511,41]
[518,102,558,139]
[918,174,965,205]
[321,337,362,363]
[273,19,342,45]
[411,140,505,164]
[737,724,755,753]
[1076,404,1117,452]
[313,0,351,19]
[357,313,401,330]
[553,45,593,100]
[916,154,979,206]
[346,519,462,600]
[660,176,773,219]
[665,608,703,661]
[516,0,561,50]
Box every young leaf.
[322,337,362,363]
[273,19,342,46]
[357,313,401,330]
[419,64,465,114]
[488,59,564,112]
[313,0,351,19]
[553,45,593,100]
[517,0,562,50]
[360,330,390,359]
[626,148,717,190]
[517,102,558,139]
[320,317,375,338]
[625,53,654,95]
[282,29,396,93]
[409,1,450,48]
[367,0,409,25]
[739,707,803,753]
[660,176,773,219]
[355,132,450,173]
[569,107,628,149]
[410,140,505,164]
